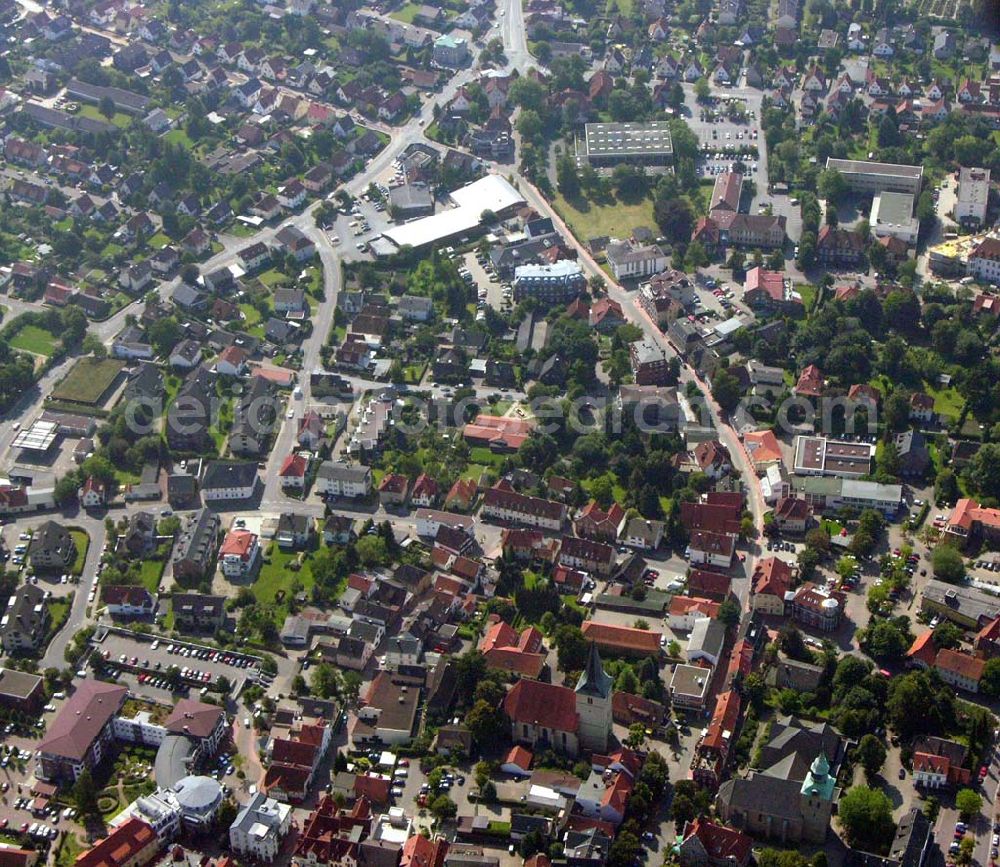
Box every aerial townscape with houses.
[3,0,1000,866]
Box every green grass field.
[138,560,165,594]
[148,232,172,249]
[258,268,290,288]
[51,358,125,405]
[163,128,193,150]
[390,2,421,22]
[10,324,57,356]
[70,530,90,575]
[798,284,817,312]
[253,543,317,626]
[926,383,964,420]
[581,472,627,504]
[239,303,263,327]
[46,597,72,642]
[551,191,656,244]
[78,103,132,129]
[460,463,490,482]
[469,447,508,467]
[55,833,85,867]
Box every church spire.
[575,641,613,699]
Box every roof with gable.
[220,529,256,558]
[669,596,721,619]
[38,679,127,761]
[702,689,742,753]
[504,745,533,770]
[74,818,157,867]
[795,365,824,397]
[906,631,937,667]
[935,648,985,682]
[279,453,308,478]
[164,699,225,739]
[947,498,1000,534]
[752,557,793,598]
[743,430,783,468]
[504,679,578,733]
[687,569,733,600]
[581,621,661,654]
[775,497,810,522]
[684,818,753,865]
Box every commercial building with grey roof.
[921,579,1000,629]
[824,158,923,195]
[578,121,674,168]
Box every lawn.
[820,518,844,537]
[258,268,290,288]
[926,383,964,420]
[461,463,491,482]
[468,447,508,468]
[581,473,627,504]
[163,128,193,150]
[148,232,172,249]
[693,180,714,215]
[253,543,318,627]
[226,223,259,238]
[78,103,132,129]
[46,596,72,642]
[51,357,125,405]
[403,362,426,384]
[69,530,90,575]
[390,1,421,22]
[10,324,57,356]
[551,191,657,244]
[138,559,165,594]
[239,303,265,335]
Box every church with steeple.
[502,641,614,758]
[716,716,843,844]
[575,640,614,753]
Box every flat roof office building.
[825,158,923,196]
[578,122,674,168]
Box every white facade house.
[969,238,1000,285]
[315,463,372,498]
[201,462,259,502]
[685,617,726,667]
[414,508,475,539]
[605,241,669,282]
[219,530,260,578]
[956,167,990,226]
[229,792,292,863]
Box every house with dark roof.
[100,585,156,618]
[715,717,843,844]
[0,585,48,653]
[201,461,259,501]
[172,509,221,582]
[37,680,128,781]
[678,819,753,867]
[27,521,76,570]
[171,593,226,632]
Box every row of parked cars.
[159,641,257,669]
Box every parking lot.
[461,251,509,313]
[322,188,391,257]
[91,630,264,697]
[0,700,81,846]
[685,93,762,180]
